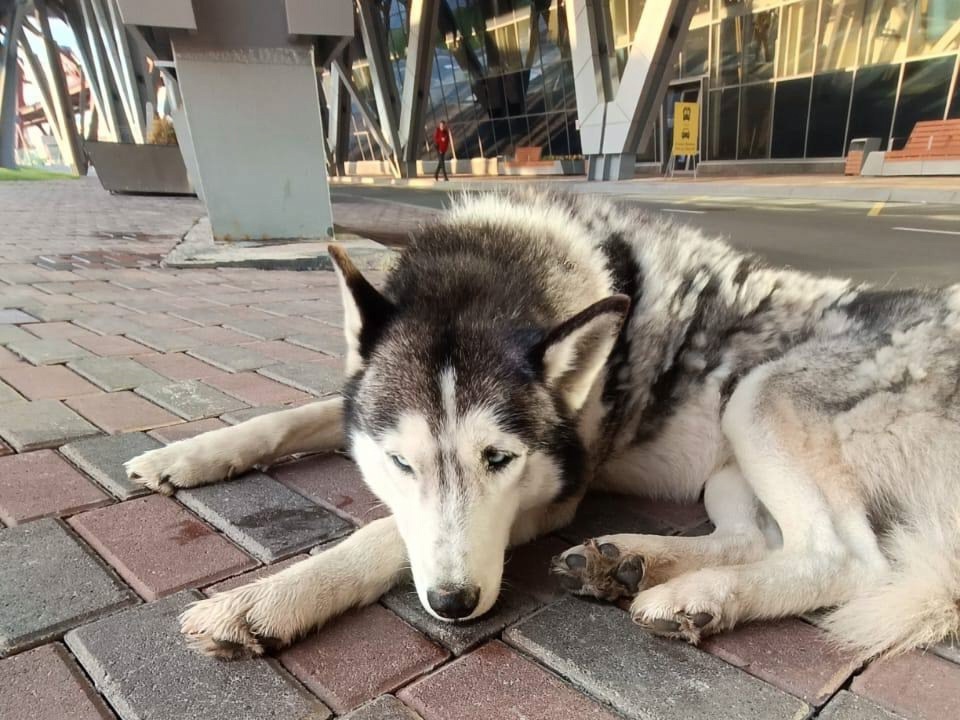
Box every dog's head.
[329,244,627,622]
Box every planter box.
[501,158,585,176]
[85,142,194,195]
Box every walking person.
[433,121,451,181]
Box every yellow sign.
[672,102,699,156]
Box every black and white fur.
[126,190,960,661]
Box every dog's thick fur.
[126,190,960,661]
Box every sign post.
[670,101,699,177]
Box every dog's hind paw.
[629,581,723,644]
[552,538,645,602]
[179,587,297,660]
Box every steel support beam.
[356,0,402,173]
[0,0,28,168]
[328,46,353,176]
[36,0,85,173]
[397,0,439,174]
[78,0,120,140]
[332,55,397,172]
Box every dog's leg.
[125,397,344,495]
[179,516,406,658]
[553,465,770,600]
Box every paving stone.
[0,399,100,451]
[223,318,293,340]
[341,696,424,720]
[67,356,167,392]
[819,691,906,720]
[0,643,116,720]
[271,454,389,525]
[701,618,861,706]
[186,344,274,372]
[0,325,37,345]
[221,404,295,424]
[259,362,342,397]
[66,391,181,433]
[0,518,137,657]
[398,640,619,720]
[382,582,541,656]
[148,417,227,443]
[65,591,331,720]
[0,363,99,400]
[505,597,810,720]
[503,535,570,603]
[25,321,97,340]
[851,649,960,720]
[0,378,23,404]
[60,432,162,500]
[0,450,111,525]
[287,332,346,357]
[0,346,23,367]
[930,636,960,665]
[0,308,38,324]
[7,337,91,365]
[204,370,312,406]
[179,472,351,562]
[279,604,449,713]
[68,495,256,600]
[136,352,225,380]
[249,340,331,364]
[124,328,196,352]
[204,554,309,595]
[73,316,142,336]
[135,379,247,421]
[557,491,675,543]
[180,325,260,345]
[70,332,152,357]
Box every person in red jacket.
[433,121,451,181]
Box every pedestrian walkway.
[0,178,957,720]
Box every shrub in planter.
[147,116,178,146]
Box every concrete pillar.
[0,0,28,169]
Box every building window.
[739,82,774,158]
[771,77,812,157]
[892,55,956,144]
[709,86,740,159]
[847,63,900,149]
[807,70,854,156]
[817,0,865,71]
[777,0,817,77]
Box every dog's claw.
[646,618,681,633]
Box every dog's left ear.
[531,295,630,412]
[329,244,395,374]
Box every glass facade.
[345,0,960,163]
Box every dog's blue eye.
[484,448,514,470]
[391,454,413,473]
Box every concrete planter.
[85,142,195,195]
[500,158,585,176]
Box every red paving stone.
[0,364,100,400]
[701,619,861,706]
[272,454,388,525]
[204,371,312,406]
[71,333,153,357]
[148,417,228,443]
[67,494,256,600]
[136,352,228,380]
[0,450,110,525]
[279,604,449,714]
[398,641,620,720]
[0,346,24,367]
[852,649,960,720]
[204,554,309,595]
[66,391,181,433]
[0,643,114,720]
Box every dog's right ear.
[328,245,395,374]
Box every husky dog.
[126,190,960,661]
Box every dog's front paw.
[179,586,300,660]
[552,538,645,601]
[124,439,243,495]
[629,580,724,644]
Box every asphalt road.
[330,185,960,289]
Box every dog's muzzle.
[426,584,480,619]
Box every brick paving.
[0,178,956,719]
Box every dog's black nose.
[427,585,480,619]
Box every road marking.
[893,226,960,236]
[661,208,706,214]
[868,202,884,216]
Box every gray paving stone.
[74,316,142,336]
[342,696,423,720]
[0,325,36,346]
[0,399,101,451]
[68,357,166,392]
[7,337,91,365]
[187,344,273,372]
[0,308,38,324]
[60,432,162,500]
[381,582,541,656]
[221,404,288,424]
[931,636,960,665]
[65,591,331,720]
[0,379,24,404]
[223,318,292,340]
[286,333,346,357]
[0,518,137,657]
[819,691,905,720]
[505,597,810,720]
[124,328,195,352]
[178,472,352,562]
[557,492,674,544]
[135,379,247,421]
[259,362,342,397]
